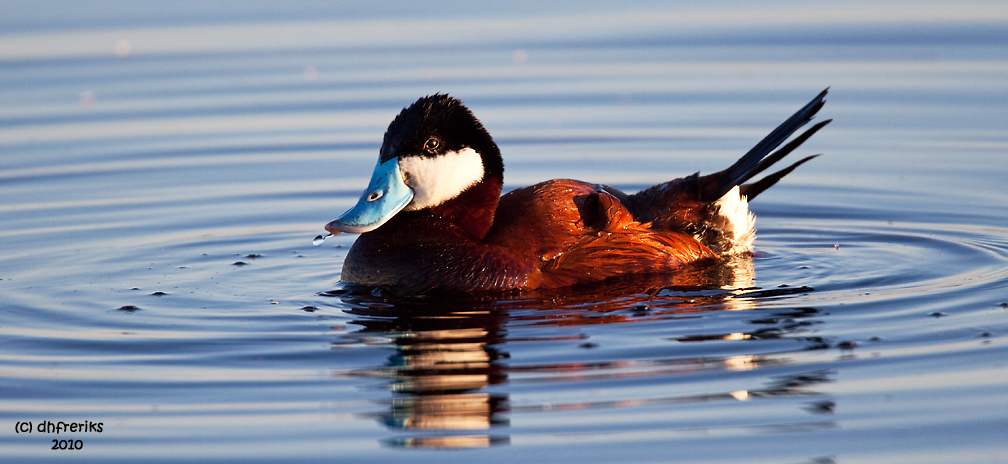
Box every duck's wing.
[487,181,718,289]
[534,190,716,288]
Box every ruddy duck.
[324,89,829,293]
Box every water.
[3,2,1008,462]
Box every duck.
[324,89,830,294]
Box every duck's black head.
[380,94,503,182]
[326,95,504,235]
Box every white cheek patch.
[399,147,485,210]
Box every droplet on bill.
[313,234,332,247]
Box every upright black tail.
[622,89,830,234]
[700,88,831,201]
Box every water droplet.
[313,234,332,247]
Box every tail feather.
[700,88,829,201]
[624,88,829,240]
[740,154,819,200]
[744,119,831,184]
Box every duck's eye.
[366,191,383,202]
[423,137,439,152]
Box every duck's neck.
[388,177,502,242]
[440,177,502,241]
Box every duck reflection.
[337,293,510,448]
[325,257,830,449]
